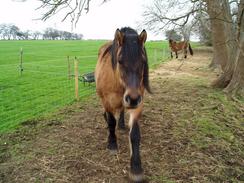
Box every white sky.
[0,0,164,40]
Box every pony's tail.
[189,43,193,56]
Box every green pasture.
[0,40,171,132]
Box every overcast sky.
[0,0,164,40]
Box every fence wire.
[0,47,169,132]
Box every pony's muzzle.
[124,93,142,109]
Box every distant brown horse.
[95,27,151,182]
[169,39,193,59]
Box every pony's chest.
[97,88,124,112]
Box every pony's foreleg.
[170,51,173,59]
[118,109,126,130]
[175,51,178,59]
[105,112,118,153]
[184,48,187,59]
[128,106,144,182]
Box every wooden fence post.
[19,48,23,76]
[74,57,79,101]
[67,56,71,79]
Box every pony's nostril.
[125,95,131,104]
[137,96,142,104]
[124,94,142,108]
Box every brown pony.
[169,39,193,59]
[95,27,151,182]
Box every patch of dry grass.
[1,51,243,183]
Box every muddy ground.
[0,50,243,183]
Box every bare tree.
[219,0,244,95]
[15,0,106,27]
[60,31,72,40]
[21,30,31,40]
[205,0,231,70]
[42,27,83,40]
[194,11,212,45]
[32,31,42,40]
[143,0,244,96]
[0,24,8,39]
[178,22,196,41]
[9,25,20,39]
[142,0,202,37]
[0,24,21,40]
[165,29,182,41]
[3,24,13,40]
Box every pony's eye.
[118,55,123,64]
[118,59,123,64]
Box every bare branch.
[34,0,106,27]
[141,0,203,34]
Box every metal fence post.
[74,57,79,101]
[67,56,71,79]
[19,48,23,76]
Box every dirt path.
[1,51,243,183]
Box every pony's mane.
[111,27,146,69]
[102,44,112,58]
[110,27,151,93]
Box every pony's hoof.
[129,171,144,183]
[107,143,118,155]
[108,149,118,155]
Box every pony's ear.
[139,29,147,45]
[115,28,124,46]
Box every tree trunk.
[210,0,238,88]
[206,0,230,71]
[224,37,244,96]
[224,1,244,96]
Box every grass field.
[0,51,243,182]
[0,40,171,132]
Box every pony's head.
[169,39,174,44]
[111,27,151,109]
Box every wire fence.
[0,47,170,132]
